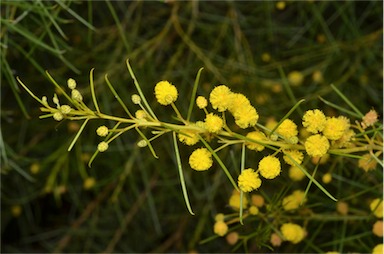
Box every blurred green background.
[1,1,383,253]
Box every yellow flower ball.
[204,113,223,133]
[67,78,77,89]
[302,109,326,133]
[196,96,208,109]
[229,190,248,210]
[372,220,383,237]
[322,173,332,184]
[249,205,259,215]
[282,190,306,211]
[280,223,305,244]
[246,131,267,152]
[154,81,178,105]
[336,201,349,215]
[178,130,199,146]
[323,116,350,140]
[189,148,213,171]
[209,85,233,112]
[283,150,304,166]
[97,141,109,152]
[232,105,259,129]
[288,71,304,87]
[226,232,239,245]
[258,156,281,179]
[276,119,298,141]
[213,220,228,236]
[135,110,147,119]
[53,111,64,121]
[251,194,265,207]
[96,125,109,137]
[238,168,262,192]
[288,166,306,181]
[83,177,96,190]
[215,213,225,222]
[370,199,383,218]
[305,134,330,157]
[372,244,383,254]
[228,93,250,113]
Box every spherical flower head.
[283,150,304,166]
[97,141,109,152]
[276,119,298,140]
[302,109,326,133]
[246,131,266,151]
[280,223,305,244]
[226,232,239,245]
[67,78,77,89]
[96,126,109,137]
[305,134,330,157]
[258,156,281,179]
[288,71,304,87]
[53,111,64,121]
[362,109,378,129]
[370,199,383,218]
[178,130,199,146]
[238,168,262,192]
[209,85,233,112]
[282,190,306,211]
[214,213,225,222]
[228,93,250,113]
[373,244,383,254]
[251,194,265,207]
[135,110,147,120]
[322,173,332,184]
[336,201,349,215]
[196,96,208,109]
[154,81,178,105]
[131,94,141,104]
[71,89,83,102]
[213,220,228,236]
[248,205,259,215]
[372,220,383,237]
[289,166,305,181]
[204,113,223,133]
[233,105,259,129]
[229,190,248,210]
[358,153,378,172]
[83,177,96,190]
[60,105,72,114]
[323,116,350,140]
[189,148,213,171]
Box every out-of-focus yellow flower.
[281,223,305,244]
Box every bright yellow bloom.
[280,223,305,244]
[196,96,208,109]
[178,130,199,146]
[232,105,259,129]
[358,153,378,172]
[305,134,330,157]
[213,220,228,236]
[302,109,326,133]
[282,190,306,211]
[370,199,383,218]
[189,148,213,171]
[209,85,233,112]
[238,168,262,192]
[283,150,304,166]
[372,220,383,237]
[246,131,267,151]
[276,119,298,142]
[323,116,350,140]
[258,156,281,179]
[288,71,304,86]
[154,81,178,105]
[372,244,383,254]
[135,110,147,119]
[229,190,248,210]
[204,113,223,133]
[228,93,250,113]
[322,173,332,184]
[288,166,306,181]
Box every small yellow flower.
[83,177,96,190]
[213,220,228,236]
[178,130,199,146]
[282,190,306,211]
[229,190,248,210]
[372,244,383,254]
[97,141,109,152]
[280,223,305,244]
[323,116,350,140]
[215,213,225,222]
[276,119,298,141]
[246,131,267,151]
[305,134,330,157]
[311,154,330,165]
[302,109,326,133]
[226,232,239,245]
[131,94,141,104]
[322,173,332,184]
[154,81,178,105]
[258,156,281,179]
[251,194,265,207]
[249,205,259,215]
[67,78,77,89]
[362,109,378,129]
[288,166,306,181]
[288,71,304,87]
[228,93,250,113]
[238,168,262,192]
[204,113,223,133]
[276,1,286,10]
[358,153,378,172]
[209,85,233,112]
[96,126,109,137]
[336,201,349,215]
[370,199,383,218]
[196,96,208,109]
[232,105,259,129]
[189,148,213,171]
[283,150,304,166]
[372,220,383,237]
[135,110,147,119]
